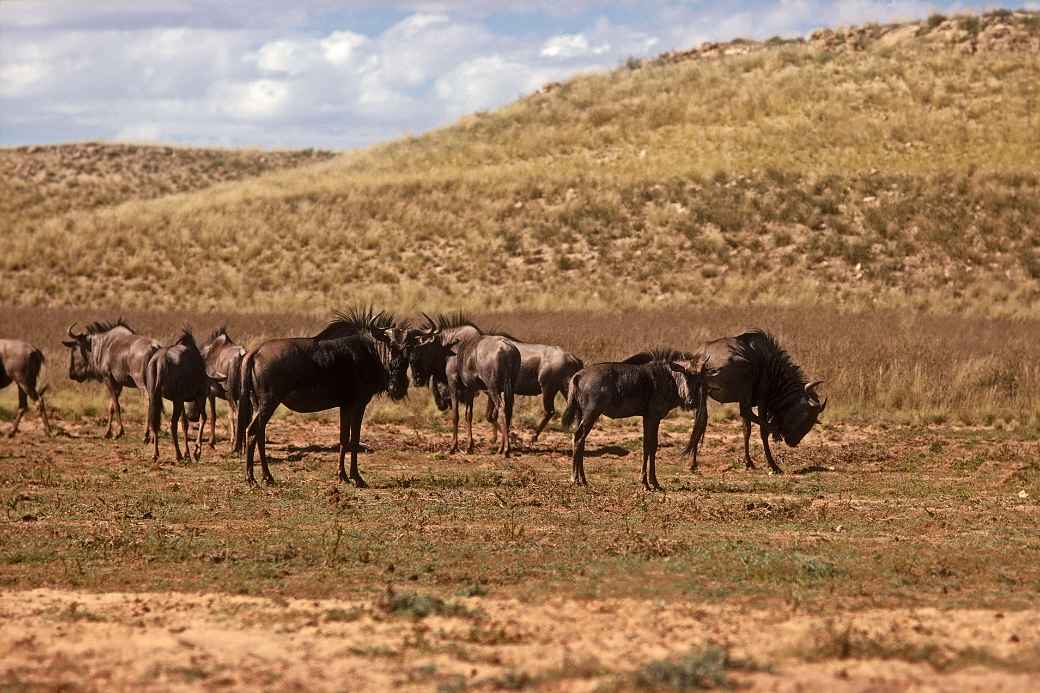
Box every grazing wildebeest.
[0,339,52,437]
[408,314,521,457]
[200,326,246,450]
[560,349,707,490]
[62,320,159,440]
[664,329,826,474]
[146,330,209,463]
[236,309,424,487]
[481,334,583,445]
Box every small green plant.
[624,645,760,690]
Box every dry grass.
[2,13,1039,315]
[2,305,1038,430]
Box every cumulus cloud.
[0,1,1026,148]
[541,33,610,58]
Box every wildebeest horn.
[66,322,81,339]
[420,312,438,334]
[818,397,828,414]
[805,380,824,401]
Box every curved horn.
[805,380,824,400]
[66,322,81,339]
[818,397,828,414]
[420,312,437,334]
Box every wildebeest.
[561,349,707,490]
[482,335,583,445]
[236,309,425,487]
[409,314,521,457]
[668,329,826,474]
[200,326,246,450]
[0,339,52,438]
[62,320,159,440]
[146,330,210,463]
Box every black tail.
[146,351,165,439]
[560,373,581,430]
[682,366,710,457]
[234,351,255,454]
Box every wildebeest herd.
[2,308,827,491]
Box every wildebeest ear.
[372,327,393,343]
[62,340,77,348]
[446,338,461,355]
[668,362,690,375]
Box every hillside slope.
[3,10,1039,315]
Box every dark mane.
[205,325,230,345]
[314,306,396,340]
[174,329,198,350]
[735,329,807,407]
[85,318,134,335]
[432,311,483,333]
[622,347,693,365]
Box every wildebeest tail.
[146,352,166,437]
[234,351,255,454]
[560,372,581,429]
[682,365,710,457]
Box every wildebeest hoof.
[115,430,125,440]
[351,476,368,489]
[104,430,113,439]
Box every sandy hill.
[2,9,1038,315]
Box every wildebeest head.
[773,380,827,446]
[61,323,93,382]
[431,379,451,411]
[405,314,452,387]
[371,327,413,401]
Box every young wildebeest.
[146,330,209,463]
[200,326,246,450]
[673,329,826,475]
[0,339,52,437]
[561,349,708,490]
[62,320,159,440]
[409,314,521,457]
[236,310,424,487]
[483,333,583,445]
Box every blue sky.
[1,1,1035,150]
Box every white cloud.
[255,39,317,75]
[213,79,291,120]
[541,33,609,58]
[320,30,368,66]
[435,55,558,116]
[0,62,51,97]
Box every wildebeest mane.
[85,318,134,335]
[431,311,482,333]
[205,325,230,345]
[174,329,198,350]
[622,347,694,365]
[735,329,807,409]
[314,306,397,340]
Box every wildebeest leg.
[227,400,238,451]
[9,387,28,437]
[245,400,277,485]
[207,393,218,448]
[193,399,206,462]
[572,412,599,486]
[501,387,514,458]
[36,387,52,436]
[742,418,755,470]
[170,401,185,463]
[642,416,663,491]
[485,395,498,447]
[760,423,783,475]
[105,381,123,439]
[530,388,556,444]
[347,402,368,488]
[337,405,353,483]
[465,394,475,454]
[449,393,461,453]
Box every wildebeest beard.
[386,351,409,401]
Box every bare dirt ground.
[3,588,1038,692]
[1,409,1038,691]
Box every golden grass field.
[2,9,1040,692]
